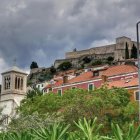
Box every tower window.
[15,76,24,90]
[4,76,11,90]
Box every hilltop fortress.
[54,36,137,68]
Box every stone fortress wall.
[54,36,137,68]
[66,36,136,60]
[65,44,115,59]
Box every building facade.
[0,66,27,127]
[44,64,138,101]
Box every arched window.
[18,78,20,89]
[8,77,10,89]
[4,78,6,90]
[21,78,23,90]
[4,76,11,90]
[15,77,17,89]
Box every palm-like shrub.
[111,121,140,140]
[74,117,103,140]
[31,123,70,140]
[0,131,33,140]
[0,118,140,140]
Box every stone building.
[54,36,137,68]
[0,66,27,128]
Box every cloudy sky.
[0,0,140,74]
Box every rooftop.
[2,66,27,75]
[102,65,138,77]
[108,77,138,88]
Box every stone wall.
[66,44,116,59]
[55,36,137,68]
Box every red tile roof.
[108,77,138,88]
[68,71,95,83]
[54,79,63,87]
[47,64,138,88]
[102,65,138,77]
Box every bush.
[92,60,102,66]
[17,87,138,134]
[57,62,72,71]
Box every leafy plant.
[74,117,103,140]
[111,121,140,140]
[31,123,70,140]
[57,62,72,71]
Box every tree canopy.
[125,43,129,59]
[17,86,138,133]
[50,65,56,74]
[57,61,72,71]
[131,44,137,59]
[107,56,114,62]
[30,61,39,69]
[82,56,91,64]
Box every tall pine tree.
[125,42,129,59]
[131,44,137,59]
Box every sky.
[0,0,140,75]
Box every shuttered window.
[135,91,140,101]
[88,84,94,91]
[58,89,62,96]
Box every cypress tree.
[131,44,137,59]
[125,42,129,59]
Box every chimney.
[102,75,107,83]
[63,75,69,84]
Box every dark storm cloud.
[0,0,139,72]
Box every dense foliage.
[125,43,129,59]
[107,56,114,62]
[131,44,137,59]
[82,56,91,64]
[12,86,138,134]
[1,117,140,140]
[30,61,39,69]
[57,61,72,71]
[92,60,102,66]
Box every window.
[4,76,11,90]
[135,91,140,101]
[58,89,62,96]
[93,71,99,76]
[15,76,24,90]
[42,84,44,87]
[2,115,9,125]
[38,85,40,88]
[49,88,52,92]
[21,78,23,90]
[88,84,94,91]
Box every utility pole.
[136,21,140,122]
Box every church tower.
[0,66,27,125]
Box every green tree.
[131,44,137,59]
[30,61,38,69]
[107,56,114,62]
[83,56,91,64]
[125,43,129,59]
[92,60,102,66]
[57,61,72,71]
[50,65,56,74]
[18,87,138,134]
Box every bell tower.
[0,66,27,125]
